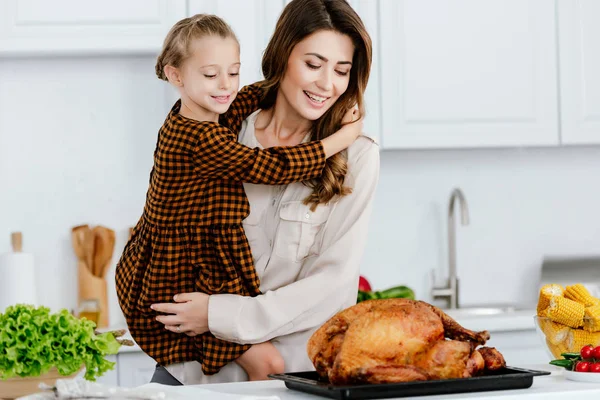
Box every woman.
[150,0,379,384]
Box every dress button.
[305,213,310,219]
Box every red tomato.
[581,345,594,360]
[592,346,600,360]
[358,276,372,292]
[589,363,600,373]
[576,361,590,372]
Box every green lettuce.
[0,304,121,381]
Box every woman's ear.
[164,65,183,87]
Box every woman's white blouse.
[166,110,380,384]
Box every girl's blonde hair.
[155,14,238,81]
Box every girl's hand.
[320,105,364,157]
[151,292,210,336]
[343,104,359,124]
[341,105,363,139]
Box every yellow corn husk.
[584,304,600,332]
[546,338,570,359]
[539,318,570,345]
[537,284,565,316]
[567,329,600,352]
[547,296,585,328]
[565,284,600,307]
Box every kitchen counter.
[184,365,600,400]
[107,309,539,355]
[444,310,547,365]
[446,309,537,332]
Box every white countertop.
[445,309,537,333]
[187,365,600,400]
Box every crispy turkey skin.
[307,299,505,384]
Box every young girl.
[115,14,362,382]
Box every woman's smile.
[304,90,330,108]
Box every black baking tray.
[269,367,550,399]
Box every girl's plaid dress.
[116,85,326,374]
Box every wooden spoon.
[93,226,116,277]
[71,225,89,263]
[82,227,95,275]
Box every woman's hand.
[151,293,210,336]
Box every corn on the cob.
[537,284,565,316]
[538,318,570,345]
[584,304,600,332]
[565,284,600,307]
[547,296,585,328]
[567,329,600,352]
[546,338,570,359]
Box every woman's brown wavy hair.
[261,0,372,210]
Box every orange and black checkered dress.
[115,84,326,375]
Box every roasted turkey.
[307,299,506,384]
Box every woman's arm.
[209,140,380,344]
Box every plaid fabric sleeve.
[193,124,326,185]
[218,83,263,133]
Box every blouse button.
[305,213,310,219]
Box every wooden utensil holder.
[77,260,108,328]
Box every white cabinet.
[379,0,560,149]
[95,354,119,387]
[117,351,156,388]
[95,350,155,388]
[188,0,286,87]
[0,0,187,56]
[557,0,600,145]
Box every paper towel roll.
[0,252,38,312]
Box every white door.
[188,0,286,87]
[0,0,186,55]
[558,0,600,145]
[379,0,559,149]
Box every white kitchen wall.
[2,56,600,323]
[0,56,169,325]
[369,147,600,308]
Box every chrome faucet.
[431,188,470,309]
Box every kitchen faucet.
[431,188,469,309]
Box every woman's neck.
[255,95,312,146]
